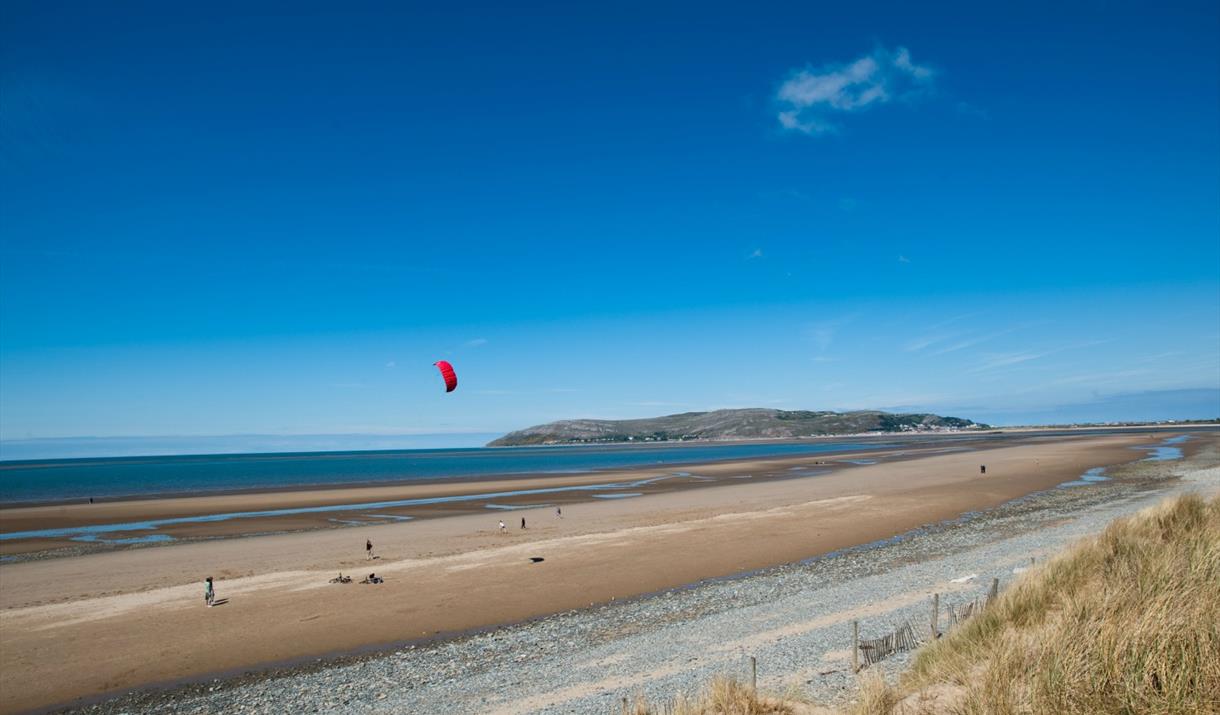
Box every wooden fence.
[853,575,1004,672]
[856,622,922,667]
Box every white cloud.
[970,350,1053,372]
[902,334,950,352]
[776,46,934,135]
[898,255,911,263]
[748,248,764,259]
[465,338,488,348]
[929,327,1020,355]
[384,361,396,368]
[968,340,1107,373]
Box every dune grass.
[858,493,1220,714]
[621,494,1218,714]
[622,676,801,714]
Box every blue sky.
[2,1,1218,454]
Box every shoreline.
[0,432,1207,713]
[0,437,1028,555]
[2,429,1204,558]
[2,425,1209,509]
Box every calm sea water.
[0,440,903,503]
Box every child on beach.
[499,520,506,533]
[366,538,374,560]
[204,577,215,607]
[556,506,562,518]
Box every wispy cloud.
[748,248,764,259]
[929,328,1018,356]
[464,338,488,348]
[970,350,1056,372]
[776,46,934,135]
[898,255,911,263]
[384,361,396,368]
[968,340,1107,373]
[1045,369,1151,387]
[902,334,951,352]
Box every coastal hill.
[487,408,984,446]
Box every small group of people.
[206,509,571,608]
[499,507,564,534]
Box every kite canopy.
[434,360,457,392]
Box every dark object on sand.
[361,573,384,584]
[329,573,352,584]
[529,557,545,563]
[980,464,986,474]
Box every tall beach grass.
[862,493,1220,714]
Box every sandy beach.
[0,431,1208,714]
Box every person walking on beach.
[499,520,506,534]
[366,538,374,560]
[204,577,215,607]
[521,517,526,529]
[556,506,562,519]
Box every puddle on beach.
[70,533,175,545]
[484,503,554,511]
[0,475,685,543]
[1137,435,1189,462]
[1058,467,1110,489]
[781,468,831,478]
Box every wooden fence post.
[989,577,999,602]
[931,593,939,639]
[852,620,859,673]
[750,655,757,692]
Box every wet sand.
[0,439,1002,556]
[0,432,1198,714]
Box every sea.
[0,440,906,504]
